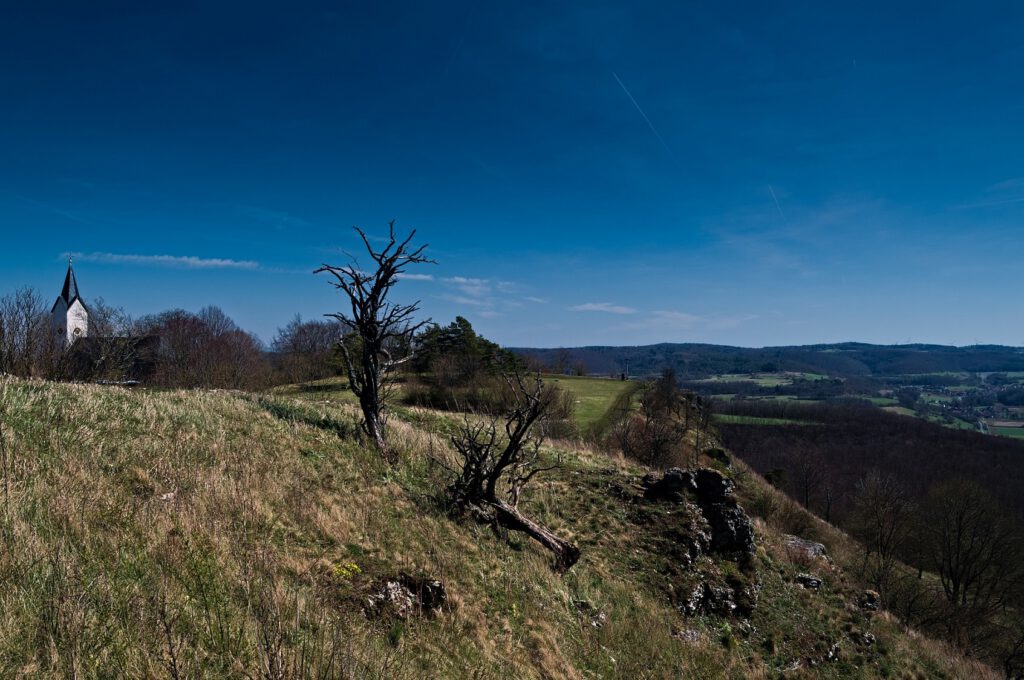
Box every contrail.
[768,185,786,220]
[612,71,673,157]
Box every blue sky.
[2,1,1023,348]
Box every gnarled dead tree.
[447,373,580,572]
[315,222,433,460]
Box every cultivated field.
[541,374,637,430]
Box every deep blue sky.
[3,2,1023,347]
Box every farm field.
[923,414,977,430]
[714,414,812,426]
[883,406,918,417]
[994,427,1024,439]
[545,374,636,429]
[741,395,822,403]
[271,374,637,433]
[694,372,828,387]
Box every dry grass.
[0,376,997,678]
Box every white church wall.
[66,299,88,345]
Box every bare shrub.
[445,373,580,572]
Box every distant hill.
[511,342,1024,379]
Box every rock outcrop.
[365,573,447,619]
[644,467,756,558]
[640,467,760,619]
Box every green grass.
[993,426,1024,439]
[747,395,823,403]
[267,375,358,404]
[0,376,997,679]
[696,372,830,387]
[544,375,636,430]
[714,414,812,426]
[882,406,918,417]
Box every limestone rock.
[795,573,822,590]
[643,468,696,501]
[694,468,734,504]
[703,502,756,556]
[365,573,447,619]
[784,535,827,560]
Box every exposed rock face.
[694,468,734,504]
[365,573,447,619]
[680,581,738,616]
[665,503,714,567]
[640,466,760,619]
[643,468,696,501]
[795,573,822,590]
[703,501,756,556]
[643,467,756,558]
[784,535,827,560]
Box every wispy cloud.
[620,310,759,333]
[955,178,1024,209]
[569,302,637,314]
[397,273,435,281]
[524,296,548,304]
[443,276,491,297]
[987,177,1024,193]
[440,294,491,307]
[67,251,260,270]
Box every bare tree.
[790,445,823,511]
[75,297,137,381]
[849,471,914,594]
[447,373,580,572]
[919,479,1023,649]
[270,315,347,383]
[315,222,434,459]
[135,307,270,390]
[0,287,52,378]
[609,371,695,467]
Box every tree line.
[716,399,1024,673]
[0,286,345,390]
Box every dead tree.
[315,222,433,459]
[447,373,580,572]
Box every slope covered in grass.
[0,376,994,678]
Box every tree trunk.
[487,499,580,573]
[362,410,395,464]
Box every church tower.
[51,258,88,348]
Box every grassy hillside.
[0,376,994,678]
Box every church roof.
[51,261,87,313]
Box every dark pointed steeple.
[52,257,87,312]
[61,257,80,303]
